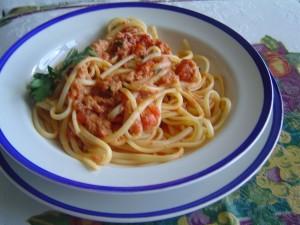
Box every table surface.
[1,1,300,225]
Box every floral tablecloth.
[1,1,300,225]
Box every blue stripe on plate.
[0,2,273,192]
[0,76,282,219]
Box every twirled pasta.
[32,17,231,170]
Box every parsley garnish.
[28,47,97,102]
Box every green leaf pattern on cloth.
[26,37,300,225]
[261,35,280,51]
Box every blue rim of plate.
[0,77,282,219]
[0,2,273,192]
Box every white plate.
[0,78,282,223]
[0,2,273,192]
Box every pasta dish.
[29,18,231,169]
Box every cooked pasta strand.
[30,17,231,170]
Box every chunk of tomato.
[141,105,160,131]
[175,59,197,82]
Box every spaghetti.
[31,18,231,169]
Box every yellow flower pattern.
[177,216,189,225]
[217,212,240,225]
[279,130,291,144]
[256,130,300,213]
[287,185,300,214]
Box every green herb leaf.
[59,47,97,73]
[29,72,55,102]
[47,65,59,79]
[28,47,97,102]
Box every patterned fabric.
[26,36,300,225]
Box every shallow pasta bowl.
[0,2,272,192]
